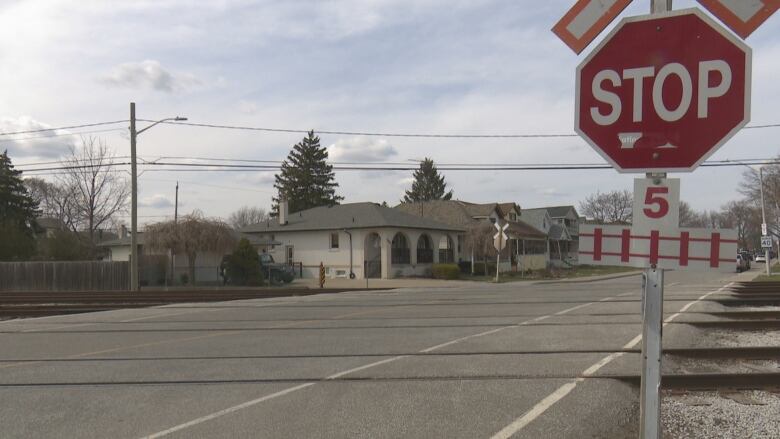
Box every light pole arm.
[137,117,186,135]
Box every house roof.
[394,200,477,228]
[548,223,571,241]
[519,208,550,231]
[243,202,464,233]
[35,217,66,230]
[496,202,520,217]
[506,221,547,240]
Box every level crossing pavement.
[0,269,749,438]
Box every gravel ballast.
[662,390,780,439]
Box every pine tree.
[0,151,39,260]
[273,131,343,213]
[402,158,453,203]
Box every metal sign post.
[640,266,664,439]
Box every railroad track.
[650,280,780,392]
[0,288,373,319]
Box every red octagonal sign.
[576,9,751,173]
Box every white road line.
[141,291,627,438]
[488,282,734,439]
[325,356,408,379]
[140,383,316,439]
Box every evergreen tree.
[0,151,39,260]
[402,158,453,203]
[273,131,343,213]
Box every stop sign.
[576,9,751,173]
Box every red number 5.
[644,187,669,219]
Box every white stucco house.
[241,202,464,279]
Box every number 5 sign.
[632,178,680,232]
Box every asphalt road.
[0,268,752,438]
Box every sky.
[1,0,779,226]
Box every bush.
[226,238,263,286]
[472,262,497,276]
[432,264,460,280]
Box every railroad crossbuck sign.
[697,0,780,39]
[552,0,634,54]
[576,9,751,173]
[494,222,509,252]
[580,178,738,272]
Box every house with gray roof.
[396,200,549,272]
[522,206,580,266]
[241,202,464,279]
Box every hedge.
[432,264,460,280]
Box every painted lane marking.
[488,282,734,439]
[141,292,629,438]
[141,383,316,439]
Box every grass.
[751,262,780,282]
[461,264,638,283]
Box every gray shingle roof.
[544,205,579,219]
[242,202,464,233]
[394,201,477,227]
[519,208,549,231]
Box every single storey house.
[241,202,464,279]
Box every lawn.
[462,264,639,283]
[751,263,780,282]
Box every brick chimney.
[279,200,289,226]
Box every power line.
[0,128,127,145]
[144,119,780,139]
[0,121,128,137]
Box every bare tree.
[463,222,495,274]
[23,177,79,231]
[60,137,130,242]
[144,211,237,284]
[579,190,633,224]
[679,201,710,228]
[228,206,269,229]
[720,200,761,248]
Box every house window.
[330,232,339,249]
[286,246,294,264]
[391,233,410,264]
[509,213,517,221]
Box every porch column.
[380,231,392,279]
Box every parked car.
[755,254,767,263]
[259,253,295,284]
[736,254,748,273]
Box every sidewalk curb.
[532,270,643,285]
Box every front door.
[286,246,294,264]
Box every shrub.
[226,238,263,286]
[472,262,497,276]
[432,264,460,280]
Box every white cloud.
[99,60,201,93]
[139,194,175,209]
[329,137,397,162]
[0,116,75,159]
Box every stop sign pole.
[642,4,669,439]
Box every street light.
[129,102,187,291]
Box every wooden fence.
[0,261,130,291]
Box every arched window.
[391,232,410,264]
[439,235,454,263]
[417,234,433,263]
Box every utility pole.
[171,181,179,286]
[129,104,187,291]
[175,181,179,222]
[130,103,139,291]
[760,167,771,276]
